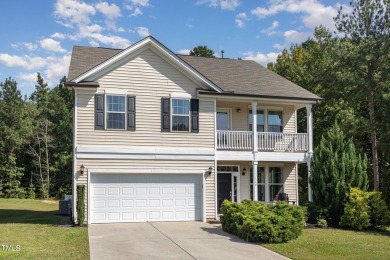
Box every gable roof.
[67,36,321,101]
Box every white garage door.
[90,174,202,223]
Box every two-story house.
[66,36,321,224]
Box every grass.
[0,199,89,260]
[262,227,390,260]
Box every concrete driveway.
[89,222,288,260]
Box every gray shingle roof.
[68,46,121,81]
[67,45,321,100]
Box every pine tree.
[310,123,368,223]
[0,78,32,198]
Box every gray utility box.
[59,200,71,215]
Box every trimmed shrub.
[317,219,328,228]
[340,188,390,230]
[367,191,390,229]
[220,200,305,243]
[76,185,86,226]
[340,188,370,230]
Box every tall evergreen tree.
[0,78,32,197]
[334,0,390,191]
[29,73,53,198]
[310,123,368,223]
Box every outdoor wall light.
[242,167,246,176]
[208,166,214,176]
[80,164,85,175]
[236,108,241,113]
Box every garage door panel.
[90,174,202,223]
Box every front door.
[217,173,232,213]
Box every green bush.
[367,191,390,229]
[76,185,86,226]
[340,188,371,230]
[306,202,328,223]
[220,200,305,243]
[317,219,328,228]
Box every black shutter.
[161,98,170,132]
[95,94,104,130]
[191,99,199,133]
[127,95,136,131]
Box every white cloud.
[125,0,150,16]
[260,20,280,35]
[54,0,96,27]
[251,0,338,30]
[11,42,38,51]
[283,30,310,43]
[242,51,279,66]
[128,0,150,7]
[44,55,71,84]
[51,32,66,39]
[177,49,191,55]
[129,7,143,17]
[18,72,38,82]
[235,12,248,28]
[135,27,150,38]
[95,2,122,31]
[39,38,66,53]
[89,34,130,48]
[0,54,47,70]
[95,2,121,20]
[197,0,240,11]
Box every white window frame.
[171,98,191,132]
[250,165,284,202]
[248,106,283,133]
[269,166,284,201]
[267,111,283,133]
[105,94,126,130]
[250,166,265,202]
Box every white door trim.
[87,169,206,224]
[216,108,232,130]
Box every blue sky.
[0,0,349,95]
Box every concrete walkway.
[89,222,289,260]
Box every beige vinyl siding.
[284,163,297,204]
[283,105,296,133]
[76,49,214,148]
[216,102,296,133]
[75,159,216,221]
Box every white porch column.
[265,165,270,203]
[307,162,313,202]
[306,104,313,202]
[252,101,258,151]
[306,104,313,154]
[253,161,258,201]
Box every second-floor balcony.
[217,130,308,152]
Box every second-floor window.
[172,98,190,131]
[248,109,283,132]
[106,95,126,129]
[94,93,135,131]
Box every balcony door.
[217,108,231,130]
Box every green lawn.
[0,199,89,260]
[262,227,390,260]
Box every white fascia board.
[216,150,309,162]
[88,168,205,174]
[73,37,223,93]
[77,146,215,155]
[198,91,317,106]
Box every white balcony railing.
[216,130,308,152]
[217,130,253,150]
[258,132,308,152]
